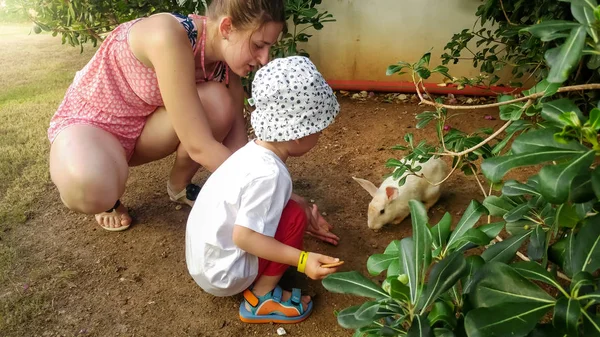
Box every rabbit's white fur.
[353,157,449,230]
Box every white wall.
[301,0,512,84]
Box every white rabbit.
[353,157,449,230]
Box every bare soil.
[1,96,509,337]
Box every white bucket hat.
[250,56,340,142]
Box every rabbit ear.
[352,177,378,197]
[385,186,399,200]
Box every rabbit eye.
[380,209,385,214]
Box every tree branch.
[416,83,600,110]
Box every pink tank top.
[48,13,230,159]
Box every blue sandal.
[239,285,313,324]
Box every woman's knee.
[196,81,237,141]
[49,126,128,214]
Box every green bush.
[323,1,600,336]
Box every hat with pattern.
[250,56,340,142]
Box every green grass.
[0,23,96,332]
[0,24,96,225]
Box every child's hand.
[304,253,340,280]
[306,204,340,246]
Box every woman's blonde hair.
[206,0,286,32]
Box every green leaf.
[512,128,588,154]
[465,302,554,337]
[553,297,581,336]
[523,79,561,97]
[503,180,541,196]
[538,150,596,204]
[593,167,600,198]
[355,301,382,320]
[400,238,418,304]
[483,195,515,216]
[428,301,457,329]
[548,235,569,272]
[409,200,433,284]
[511,261,561,288]
[386,64,409,76]
[546,26,587,83]
[570,173,597,203]
[482,231,531,263]
[556,203,580,228]
[499,95,525,121]
[408,315,433,337]
[417,52,432,67]
[558,111,582,127]
[446,200,487,250]
[389,278,411,302]
[431,213,452,250]
[589,108,600,130]
[504,203,532,222]
[479,221,505,239]
[337,305,394,329]
[572,214,600,273]
[506,220,535,235]
[322,271,389,300]
[564,230,576,277]
[433,328,455,337]
[541,98,587,126]
[588,55,600,69]
[482,149,583,183]
[448,228,493,252]
[470,262,555,307]
[416,67,432,80]
[367,254,398,276]
[520,20,582,40]
[527,226,546,261]
[575,200,595,219]
[582,309,600,336]
[461,255,485,294]
[418,252,467,311]
[570,0,599,42]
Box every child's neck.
[255,140,289,163]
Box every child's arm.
[232,225,340,280]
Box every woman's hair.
[206,0,286,31]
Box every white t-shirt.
[185,140,293,296]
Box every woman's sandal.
[97,200,130,232]
[239,285,313,324]
[166,182,201,207]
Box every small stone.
[322,212,327,216]
[351,93,361,100]
[277,327,287,336]
[359,90,368,98]
[175,205,182,211]
[466,98,474,104]
[398,94,408,101]
[368,91,375,98]
[484,115,495,120]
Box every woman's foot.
[94,202,132,231]
[167,181,201,207]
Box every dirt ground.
[1,96,506,337]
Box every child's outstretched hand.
[304,253,341,280]
[306,204,340,246]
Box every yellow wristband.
[297,251,308,273]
